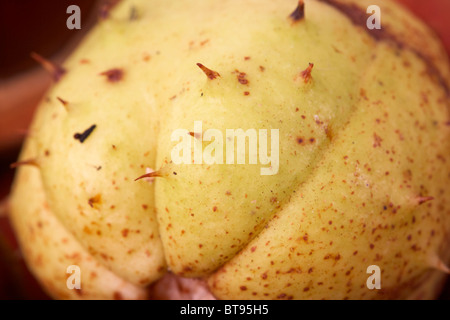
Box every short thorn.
[30,52,66,82]
[289,1,305,22]
[57,97,69,110]
[10,159,39,169]
[99,68,123,82]
[300,63,314,83]
[197,63,220,80]
[416,196,434,205]
[135,170,164,182]
[189,132,202,140]
[430,256,450,274]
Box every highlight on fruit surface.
[8,0,450,300]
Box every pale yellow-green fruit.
[9,0,450,299]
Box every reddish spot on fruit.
[236,71,249,85]
[373,133,382,148]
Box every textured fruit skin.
[9,0,450,299]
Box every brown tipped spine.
[30,52,66,82]
[189,132,202,140]
[57,97,69,110]
[197,63,220,80]
[10,159,39,169]
[99,68,124,82]
[416,196,434,205]
[300,63,314,83]
[290,1,305,22]
[135,171,164,181]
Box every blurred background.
[0,0,449,299]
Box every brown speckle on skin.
[142,53,151,62]
[100,68,124,82]
[297,137,305,145]
[197,63,220,80]
[30,52,66,81]
[373,133,382,148]
[360,88,368,100]
[121,229,129,237]
[236,71,249,85]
